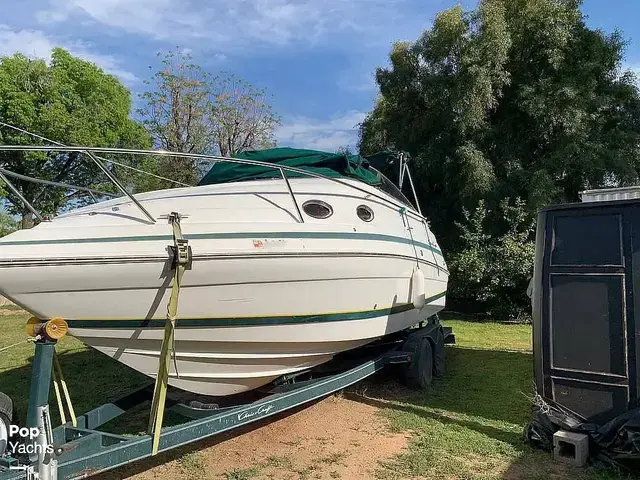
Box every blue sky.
[0,0,638,152]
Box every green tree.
[138,48,280,189]
[211,74,280,157]
[0,48,151,227]
[0,210,16,237]
[335,146,353,156]
[359,0,640,318]
[449,198,535,319]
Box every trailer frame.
[0,317,453,480]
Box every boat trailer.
[0,124,453,478]
[0,317,453,480]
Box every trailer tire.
[0,392,12,456]
[0,392,12,422]
[433,329,446,378]
[402,335,433,391]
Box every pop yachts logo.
[5,426,54,456]
[237,404,275,421]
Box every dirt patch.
[0,308,28,316]
[115,394,410,480]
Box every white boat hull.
[0,178,448,396]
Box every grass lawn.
[0,309,636,479]
[440,318,533,351]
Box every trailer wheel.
[0,392,11,420]
[402,335,433,391]
[0,392,12,456]
[433,329,446,378]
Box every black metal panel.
[629,208,640,405]
[551,377,628,424]
[535,202,640,423]
[549,274,626,376]
[551,214,623,266]
[532,212,547,392]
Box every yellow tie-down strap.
[148,212,191,456]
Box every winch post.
[26,341,56,429]
[148,212,190,455]
[25,339,59,480]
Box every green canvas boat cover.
[198,147,391,186]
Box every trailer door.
[538,204,640,423]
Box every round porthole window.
[302,200,333,219]
[356,205,374,222]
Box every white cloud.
[35,0,415,52]
[0,25,138,84]
[0,25,56,59]
[34,9,68,24]
[37,0,203,40]
[75,49,139,84]
[276,110,367,151]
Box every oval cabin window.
[302,200,333,219]
[356,205,374,222]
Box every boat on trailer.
[0,144,448,397]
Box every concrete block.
[553,430,589,467]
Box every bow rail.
[0,144,423,225]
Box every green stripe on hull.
[1,231,443,257]
[66,292,446,329]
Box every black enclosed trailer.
[531,192,640,424]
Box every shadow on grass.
[346,347,632,480]
[353,393,525,446]
[351,346,534,425]
[6,340,623,480]
[0,341,631,479]
[0,347,149,429]
[0,344,535,465]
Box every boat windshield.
[369,166,415,209]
